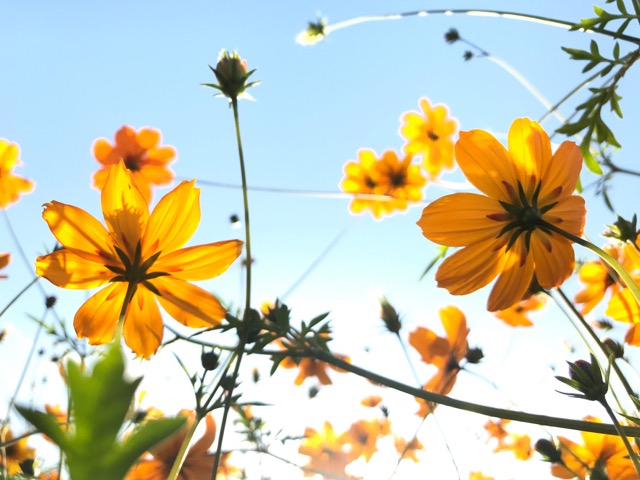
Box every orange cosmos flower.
[394,436,423,462]
[0,140,34,208]
[409,306,469,416]
[126,410,235,480]
[0,253,10,279]
[399,98,458,178]
[494,293,546,327]
[418,118,586,311]
[550,417,637,480]
[0,427,36,476]
[340,149,426,219]
[93,126,176,204]
[345,418,390,462]
[36,161,242,358]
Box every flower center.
[124,155,142,172]
[105,242,168,295]
[427,130,439,141]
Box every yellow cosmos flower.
[418,118,586,311]
[0,140,35,208]
[399,98,458,178]
[494,293,546,327]
[36,162,242,358]
[93,126,176,204]
[299,422,355,479]
[340,149,426,219]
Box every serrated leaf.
[16,406,70,451]
[118,417,186,470]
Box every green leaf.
[117,417,187,470]
[308,312,330,329]
[581,144,604,175]
[419,246,449,281]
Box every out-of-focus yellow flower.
[394,436,423,462]
[36,161,242,358]
[360,395,383,408]
[494,433,533,460]
[126,410,236,480]
[299,422,358,480]
[418,118,586,311]
[469,473,494,480]
[93,126,176,204]
[0,253,10,279]
[409,306,469,416]
[0,140,34,208]
[340,149,426,219]
[345,418,390,462]
[494,293,546,327]
[279,339,350,386]
[0,426,35,475]
[550,417,637,479]
[296,18,329,46]
[399,98,458,178]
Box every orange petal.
[189,414,217,456]
[539,140,582,204]
[35,249,113,289]
[543,196,586,239]
[42,201,117,264]
[151,240,243,281]
[507,118,551,195]
[0,175,35,208]
[92,138,116,165]
[0,253,9,270]
[136,128,161,150]
[101,162,149,259]
[408,327,449,366]
[152,277,226,327]
[439,306,469,356]
[74,283,126,345]
[488,243,534,311]
[455,129,517,203]
[0,140,20,170]
[435,239,507,295]
[142,180,200,257]
[123,286,164,359]
[417,193,505,246]
[530,232,575,290]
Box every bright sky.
[2,1,640,478]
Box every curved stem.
[316,9,640,45]
[308,348,640,436]
[0,277,39,319]
[166,415,201,480]
[601,399,640,477]
[541,221,640,309]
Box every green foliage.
[17,343,186,480]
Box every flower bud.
[379,296,401,334]
[604,214,639,244]
[556,354,609,402]
[201,350,220,371]
[602,338,624,359]
[534,438,562,463]
[205,50,259,101]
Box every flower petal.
[74,283,126,345]
[189,414,217,456]
[101,162,149,259]
[35,249,113,289]
[435,239,507,295]
[507,118,551,194]
[142,180,200,258]
[539,140,582,204]
[0,175,34,208]
[151,240,243,281]
[530,231,575,289]
[439,306,469,358]
[488,243,534,311]
[152,276,226,327]
[417,193,505,246]
[123,286,164,359]
[42,201,117,264]
[455,129,518,203]
[543,196,586,239]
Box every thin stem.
[308,348,640,436]
[538,69,602,125]
[114,282,137,347]
[166,415,202,480]
[554,287,637,403]
[0,276,39,319]
[601,399,640,477]
[315,9,640,45]
[541,221,640,309]
[232,98,252,313]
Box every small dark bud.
[229,214,240,224]
[604,214,639,245]
[463,51,474,61]
[308,385,319,399]
[534,438,562,463]
[594,319,614,330]
[220,375,237,391]
[132,409,148,424]
[603,338,624,359]
[379,296,402,334]
[19,459,35,476]
[556,354,608,402]
[201,350,220,371]
[252,367,260,383]
[380,405,390,418]
[444,28,460,44]
[465,347,484,364]
[45,295,57,308]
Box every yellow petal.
[408,327,449,365]
[142,180,200,258]
[417,193,505,246]
[488,244,534,311]
[0,140,20,170]
[152,276,226,327]
[439,306,468,355]
[435,239,507,295]
[543,196,586,239]
[507,118,551,195]
[74,283,126,345]
[455,129,517,203]
[539,140,582,204]
[0,175,34,208]
[0,253,9,270]
[42,201,117,264]
[530,232,575,289]
[101,161,149,259]
[606,288,640,324]
[151,240,243,281]
[35,249,113,289]
[123,286,164,359]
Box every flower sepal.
[555,354,610,402]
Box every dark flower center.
[124,155,142,172]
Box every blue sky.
[2,1,640,478]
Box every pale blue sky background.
[2,1,640,478]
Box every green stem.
[541,221,640,309]
[0,276,39,319]
[308,348,640,436]
[166,414,202,480]
[232,97,252,313]
[601,399,640,477]
[114,282,137,347]
[318,9,640,45]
